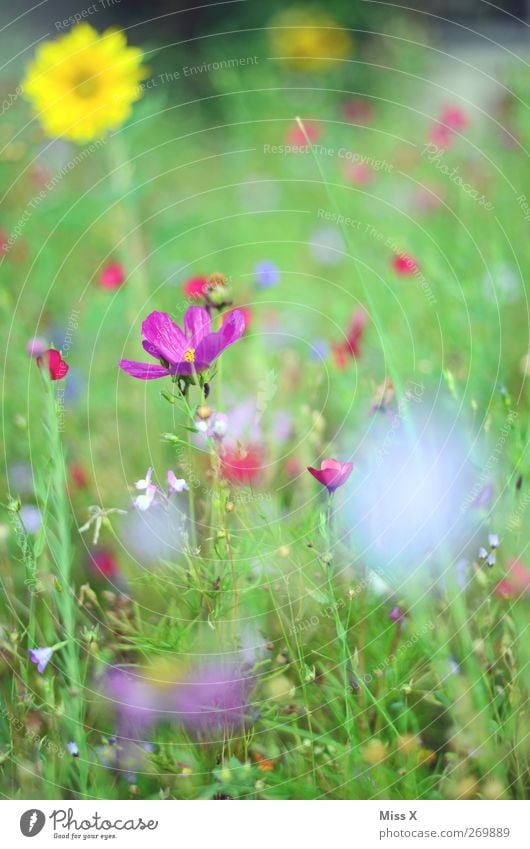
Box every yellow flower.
[269,9,352,71]
[22,24,147,143]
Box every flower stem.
[106,133,149,317]
[44,379,89,795]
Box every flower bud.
[197,405,213,420]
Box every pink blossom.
[26,336,48,358]
[100,262,125,290]
[440,104,468,132]
[392,253,419,276]
[36,349,69,380]
[286,120,320,147]
[167,470,188,493]
[343,162,374,185]
[119,306,246,380]
[307,458,353,493]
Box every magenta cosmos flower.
[307,458,353,494]
[119,306,246,380]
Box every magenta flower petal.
[119,307,245,381]
[183,306,211,347]
[195,310,246,368]
[308,458,353,493]
[119,360,169,380]
[141,311,187,362]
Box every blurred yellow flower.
[269,9,352,70]
[22,24,147,143]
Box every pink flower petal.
[141,311,187,363]
[119,360,168,380]
[195,309,246,368]
[183,306,211,347]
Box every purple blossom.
[103,659,256,737]
[119,306,246,380]
[20,505,42,534]
[310,338,329,362]
[172,662,255,731]
[28,647,53,673]
[67,741,79,757]
[254,260,280,289]
[388,606,404,622]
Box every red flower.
[69,462,88,490]
[0,229,8,255]
[100,262,125,290]
[440,105,468,132]
[332,308,367,369]
[494,560,530,599]
[221,445,263,485]
[286,120,320,147]
[88,548,119,579]
[183,276,209,300]
[37,349,69,380]
[392,253,418,276]
[307,458,353,493]
[343,163,374,185]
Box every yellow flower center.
[71,69,100,99]
[184,348,196,363]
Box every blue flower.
[254,260,280,289]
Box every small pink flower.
[343,162,374,185]
[26,336,48,358]
[100,262,125,290]
[429,123,452,149]
[494,560,530,599]
[440,104,468,132]
[307,458,353,493]
[37,349,69,380]
[221,445,264,486]
[286,120,320,147]
[88,548,119,579]
[167,470,189,493]
[392,253,418,276]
